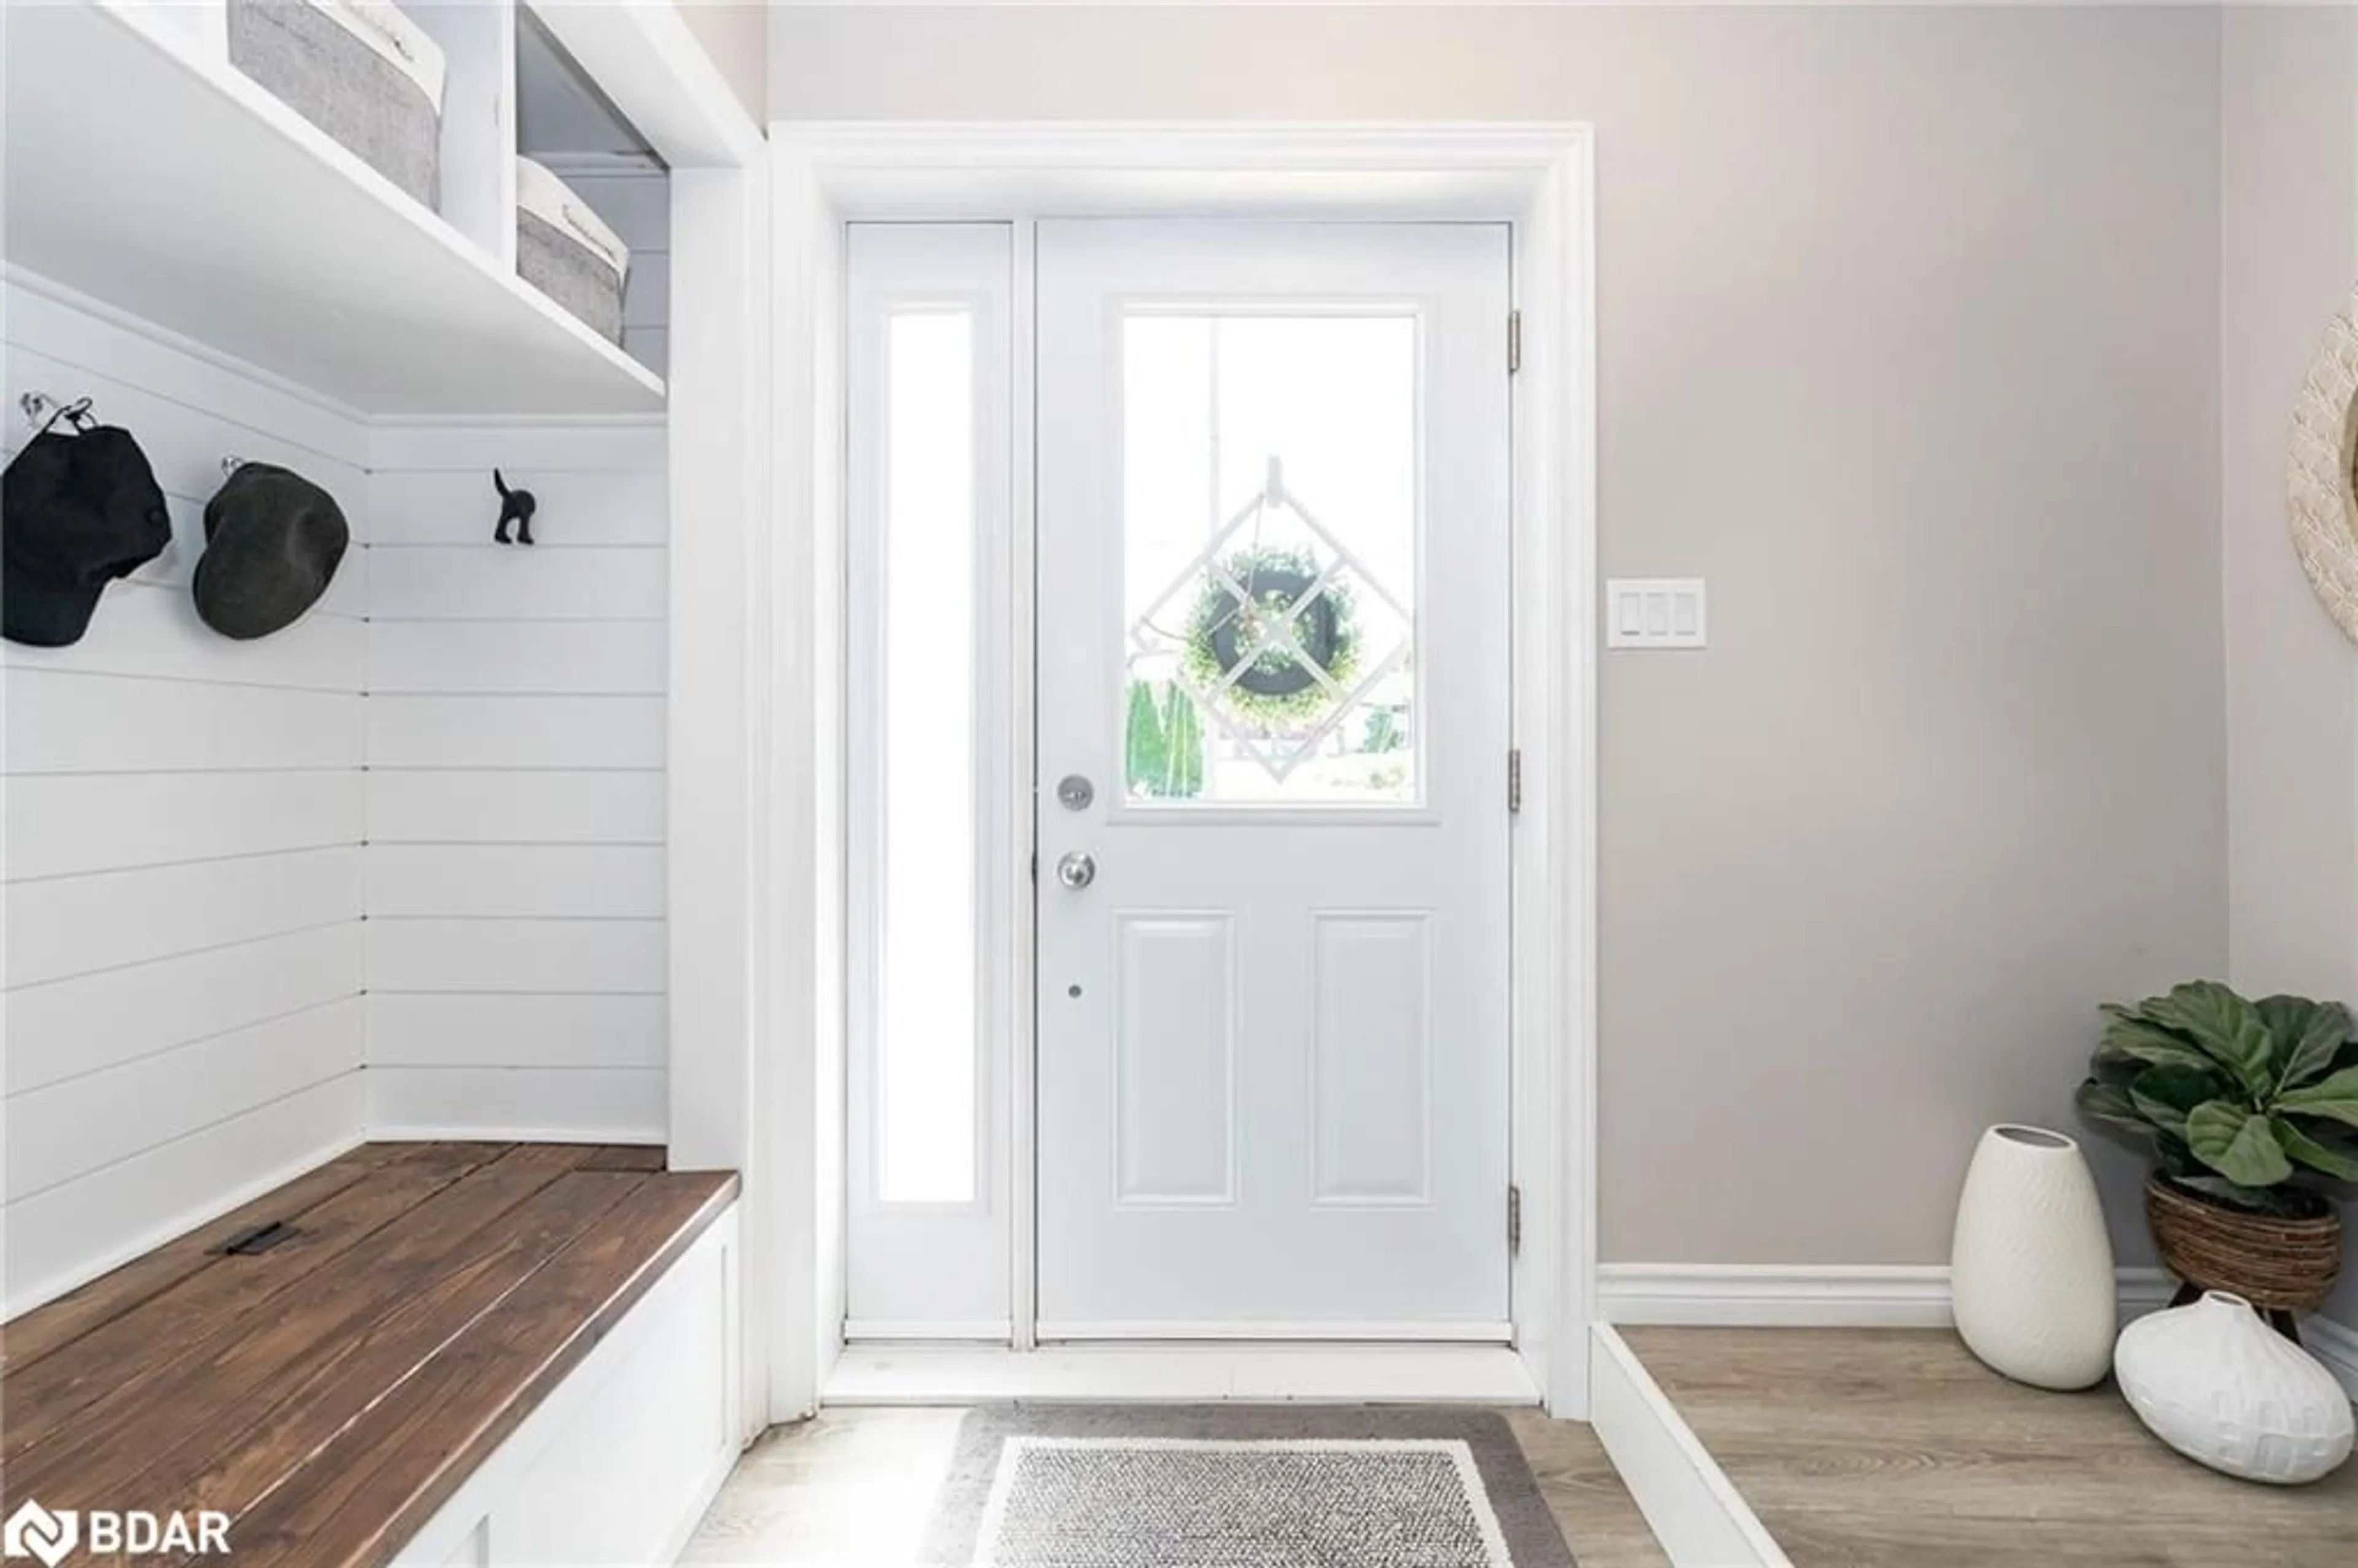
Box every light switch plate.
[1605,578,1707,649]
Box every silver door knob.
[1056,851,1097,890]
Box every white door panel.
[1036,221,1512,1335]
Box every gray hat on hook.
[195,463,349,639]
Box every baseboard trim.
[1588,1324,1790,1568]
[1598,1263,2176,1328]
[2306,1314,2358,1400]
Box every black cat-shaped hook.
[492,470,537,546]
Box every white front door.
[1035,221,1514,1337]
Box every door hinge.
[1507,310,1522,375]
[1508,748,1523,815]
[1507,1184,1523,1256]
[1029,852,1038,884]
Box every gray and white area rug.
[924,1406,1576,1568]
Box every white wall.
[768,3,2230,1274]
[1,277,368,1316]
[2220,4,2358,1333]
[362,420,670,1143]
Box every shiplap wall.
[1,276,369,1316]
[362,421,668,1141]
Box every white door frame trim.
[567,2,771,1447]
[760,122,1598,1419]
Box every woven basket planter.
[2146,1175,2343,1312]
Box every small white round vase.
[1950,1124,2117,1390]
[2114,1290,2354,1485]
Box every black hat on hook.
[195,463,350,640]
[2,398,173,647]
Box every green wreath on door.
[1180,547,1360,725]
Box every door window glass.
[877,308,978,1203]
[1121,314,1420,807]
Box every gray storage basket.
[228,0,443,209]
[515,160,629,347]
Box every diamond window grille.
[1130,458,1412,785]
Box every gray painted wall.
[677,1,767,125]
[768,6,2232,1273]
[2222,5,2358,1332]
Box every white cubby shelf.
[1,0,665,417]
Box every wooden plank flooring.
[0,1141,735,1568]
[682,1407,1673,1568]
[1508,1408,1678,1568]
[1623,1325,2358,1568]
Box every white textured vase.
[2114,1290,2354,1485]
[1949,1124,2116,1389]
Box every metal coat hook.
[19,391,94,434]
[221,454,250,478]
[492,470,537,546]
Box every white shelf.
[1,1,664,417]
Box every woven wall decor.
[2287,288,2358,643]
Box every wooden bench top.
[0,1142,737,1568]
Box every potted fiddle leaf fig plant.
[2077,982,2358,1327]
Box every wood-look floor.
[1623,1325,2358,1568]
[0,1141,735,1568]
[683,1405,1671,1568]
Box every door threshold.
[822,1342,1538,1406]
